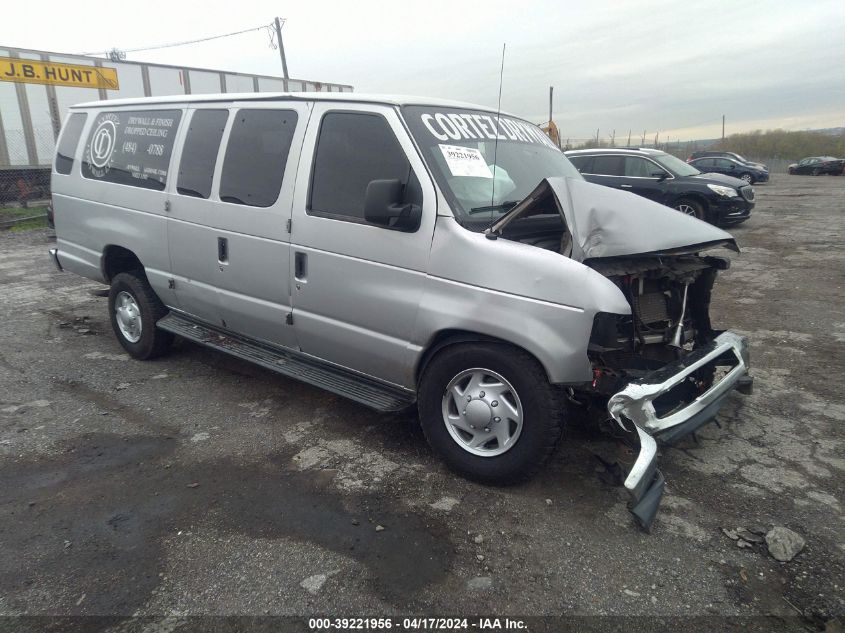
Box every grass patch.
[0,205,48,232]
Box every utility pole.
[274,17,290,91]
[610,129,615,147]
[642,130,646,145]
[721,114,725,140]
[627,130,631,147]
[595,128,600,146]
[549,86,553,125]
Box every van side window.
[219,109,298,208]
[309,112,411,222]
[177,109,228,199]
[55,113,88,175]
[81,109,182,190]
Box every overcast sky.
[4,0,844,141]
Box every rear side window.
[567,155,592,173]
[55,113,87,175]
[309,112,410,221]
[82,109,182,190]
[219,109,298,207]
[177,109,228,199]
[589,155,624,176]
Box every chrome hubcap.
[676,204,696,216]
[441,368,523,457]
[741,174,752,183]
[115,291,142,343]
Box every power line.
[80,23,275,57]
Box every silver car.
[49,93,752,530]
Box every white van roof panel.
[70,92,514,117]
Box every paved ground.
[1,174,843,631]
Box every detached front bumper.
[607,331,752,530]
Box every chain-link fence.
[1,120,54,229]
[0,167,51,231]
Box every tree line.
[710,129,845,161]
[568,128,845,160]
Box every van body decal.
[82,109,182,190]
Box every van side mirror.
[651,172,668,180]
[364,179,421,232]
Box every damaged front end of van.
[491,177,753,531]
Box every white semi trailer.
[0,45,352,203]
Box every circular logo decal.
[89,119,116,169]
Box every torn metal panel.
[490,177,738,262]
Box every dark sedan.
[688,150,768,172]
[788,156,845,176]
[689,156,769,184]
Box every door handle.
[621,184,633,188]
[294,252,307,282]
[218,237,228,263]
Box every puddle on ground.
[0,432,453,620]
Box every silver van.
[49,93,752,530]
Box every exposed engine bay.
[585,255,728,396]
[491,177,753,531]
[498,212,732,410]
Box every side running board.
[157,312,415,412]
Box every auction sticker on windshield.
[439,144,493,178]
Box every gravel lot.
[1,174,843,631]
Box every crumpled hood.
[490,176,738,262]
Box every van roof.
[71,92,514,116]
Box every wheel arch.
[101,245,145,283]
[670,192,710,218]
[415,329,552,386]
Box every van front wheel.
[108,272,173,360]
[418,343,562,484]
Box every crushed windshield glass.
[402,106,581,225]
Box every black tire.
[108,271,173,360]
[812,168,821,176]
[418,343,563,484]
[739,173,754,184]
[673,197,706,221]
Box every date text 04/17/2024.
[308,617,527,630]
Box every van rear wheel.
[418,343,563,484]
[108,271,173,360]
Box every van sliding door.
[166,102,310,350]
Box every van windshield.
[402,106,581,225]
